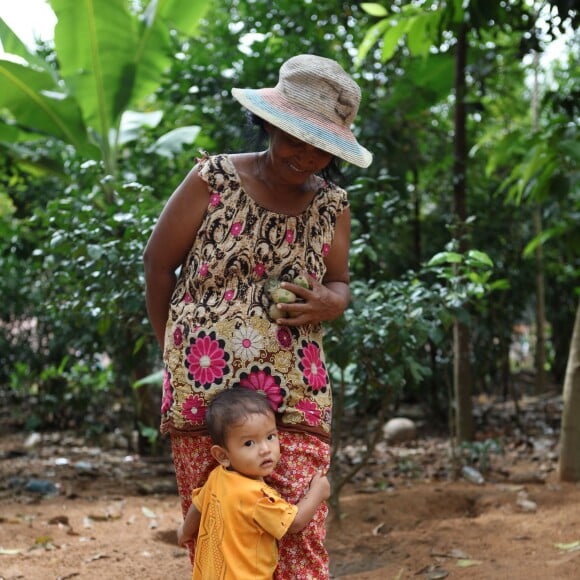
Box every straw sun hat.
[231,54,372,168]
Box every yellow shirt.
[192,466,298,579]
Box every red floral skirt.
[171,430,331,579]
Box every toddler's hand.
[309,470,331,501]
[177,522,192,548]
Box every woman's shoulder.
[199,151,261,178]
[315,178,349,212]
[195,152,244,189]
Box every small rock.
[508,471,545,484]
[24,479,60,496]
[516,491,538,512]
[382,417,417,443]
[24,432,42,448]
[462,465,485,485]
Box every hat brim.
[232,87,372,168]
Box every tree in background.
[559,302,580,481]
[0,0,577,473]
[0,0,209,448]
[357,0,577,441]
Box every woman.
[143,54,372,578]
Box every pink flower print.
[231,222,243,237]
[224,289,235,301]
[298,342,328,392]
[239,366,285,411]
[296,399,321,426]
[184,292,193,304]
[276,326,293,350]
[199,263,209,277]
[254,263,266,278]
[285,229,295,243]
[182,394,207,425]
[185,332,230,388]
[173,326,183,347]
[322,243,331,257]
[210,192,221,207]
[161,369,173,414]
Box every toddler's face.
[223,411,280,479]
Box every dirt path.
[2,400,580,580]
[2,473,580,579]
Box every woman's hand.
[273,273,349,326]
[273,208,351,326]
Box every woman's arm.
[143,166,210,350]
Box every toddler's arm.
[177,503,202,547]
[288,471,330,533]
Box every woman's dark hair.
[206,387,274,448]
[243,111,344,184]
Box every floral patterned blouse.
[160,154,349,443]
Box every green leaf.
[357,18,392,65]
[555,541,580,552]
[148,126,201,158]
[133,369,164,389]
[0,17,53,74]
[406,13,437,57]
[51,0,139,137]
[456,559,483,568]
[428,251,463,266]
[523,226,567,258]
[381,19,408,62]
[0,59,92,153]
[0,121,22,142]
[488,279,510,291]
[466,250,494,268]
[360,3,389,17]
[385,53,454,116]
[117,110,164,146]
[133,0,211,105]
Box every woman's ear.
[210,444,230,468]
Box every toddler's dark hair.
[206,387,275,447]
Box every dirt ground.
[2,397,580,580]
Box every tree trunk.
[558,301,580,481]
[454,319,473,441]
[533,205,547,392]
[531,52,547,393]
[412,166,421,269]
[452,23,473,441]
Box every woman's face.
[265,124,333,182]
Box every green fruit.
[293,274,310,289]
[268,304,285,320]
[265,278,281,293]
[269,287,297,303]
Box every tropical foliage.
[0,1,578,468]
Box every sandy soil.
[1,417,580,580]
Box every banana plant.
[0,0,208,179]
